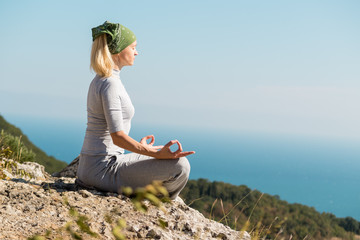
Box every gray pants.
[77,153,190,199]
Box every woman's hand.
[111,131,194,159]
[155,139,195,159]
[140,135,163,151]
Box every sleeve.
[100,79,125,133]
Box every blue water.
[4,114,360,221]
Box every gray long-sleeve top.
[81,69,135,156]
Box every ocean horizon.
[3,114,360,221]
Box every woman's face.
[118,41,138,67]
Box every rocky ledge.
[0,160,250,240]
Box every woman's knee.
[177,157,191,178]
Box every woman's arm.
[111,131,195,159]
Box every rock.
[216,232,228,240]
[182,222,193,236]
[52,155,79,178]
[79,189,92,198]
[146,229,161,239]
[17,162,50,180]
[128,224,141,232]
[0,159,251,240]
[0,160,50,181]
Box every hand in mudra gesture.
[140,135,163,150]
[140,135,195,159]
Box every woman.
[77,21,195,200]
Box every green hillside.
[0,114,67,173]
[180,179,360,239]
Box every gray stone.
[0,160,50,181]
[146,229,161,239]
[79,189,92,198]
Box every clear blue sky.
[1,0,360,139]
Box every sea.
[4,115,360,221]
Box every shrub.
[0,130,36,180]
[0,130,36,163]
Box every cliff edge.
[0,160,250,240]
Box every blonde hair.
[90,34,114,77]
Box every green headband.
[92,21,136,54]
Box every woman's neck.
[112,56,124,70]
[113,64,123,71]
